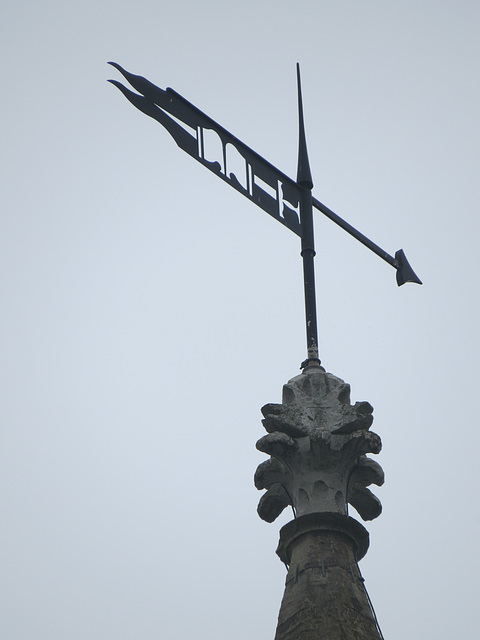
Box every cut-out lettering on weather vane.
[108,62,422,369]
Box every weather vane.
[108,62,422,369]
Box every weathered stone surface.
[274,514,382,640]
[256,368,386,639]
[255,367,384,521]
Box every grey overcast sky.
[1,2,479,638]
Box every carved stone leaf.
[254,458,288,490]
[261,414,309,438]
[257,484,291,523]
[349,456,385,488]
[256,432,298,458]
[348,487,382,521]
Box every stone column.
[255,366,384,640]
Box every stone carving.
[255,367,384,523]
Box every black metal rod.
[311,196,397,268]
[296,64,320,367]
[300,188,319,363]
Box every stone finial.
[255,367,384,523]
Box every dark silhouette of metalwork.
[108,62,422,368]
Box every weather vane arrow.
[108,62,422,369]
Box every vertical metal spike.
[296,64,320,367]
[296,63,313,189]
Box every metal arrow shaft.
[311,196,422,285]
[312,196,396,267]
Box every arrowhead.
[395,249,422,286]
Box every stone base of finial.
[276,513,370,565]
[274,513,381,640]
